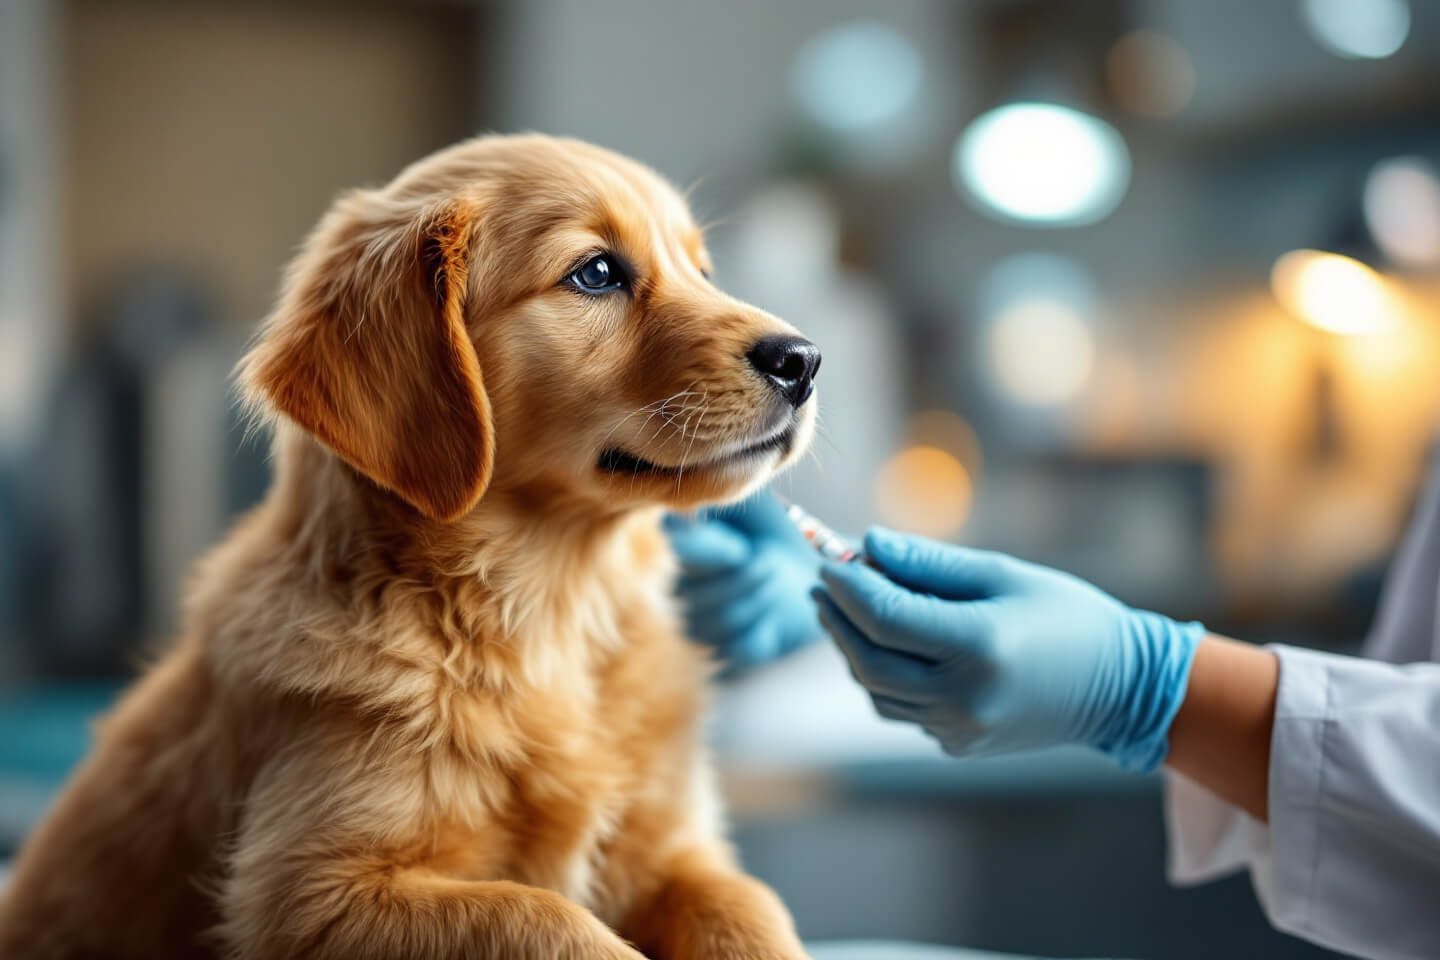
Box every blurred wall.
[65,0,478,335]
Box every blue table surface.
[0,681,124,783]
[0,681,124,849]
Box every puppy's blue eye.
[569,255,625,294]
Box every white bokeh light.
[790,22,923,133]
[988,301,1096,405]
[979,253,1100,406]
[1300,0,1410,59]
[953,103,1131,227]
[1364,157,1440,268]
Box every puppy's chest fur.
[354,593,711,918]
[412,701,628,909]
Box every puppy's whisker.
[631,382,707,456]
[594,387,701,457]
[619,390,704,496]
[629,383,702,445]
[649,396,708,448]
[673,394,711,494]
[634,398,686,445]
[596,402,663,449]
[803,441,826,477]
[811,415,841,454]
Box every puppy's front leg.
[221,864,646,960]
[622,847,810,960]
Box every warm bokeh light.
[1363,157,1440,268]
[1105,29,1196,118]
[874,445,973,539]
[988,299,1096,405]
[1270,249,1400,335]
[953,102,1131,226]
[789,21,923,133]
[904,409,984,481]
[1300,0,1410,60]
[1172,288,1440,602]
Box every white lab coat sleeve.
[1366,442,1440,666]
[1166,644,1440,960]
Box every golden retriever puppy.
[0,134,821,960]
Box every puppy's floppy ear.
[239,192,493,521]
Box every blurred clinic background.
[3,1,1440,957]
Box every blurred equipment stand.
[0,0,61,688]
[16,271,224,676]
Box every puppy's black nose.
[747,335,821,407]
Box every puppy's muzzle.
[747,335,821,408]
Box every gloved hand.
[665,492,823,670]
[815,528,1205,771]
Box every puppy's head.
[240,135,818,521]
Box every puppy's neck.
[262,426,677,688]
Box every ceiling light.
[954,102,1131,226]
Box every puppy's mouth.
[598,423,796,477]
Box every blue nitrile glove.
[814,528,1205,772]
[665,492,823,670]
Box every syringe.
[773,494,866,564]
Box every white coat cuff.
[1250,644,1330,929]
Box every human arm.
[1165,634,1278,820]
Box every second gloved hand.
[665,492,823,670]
[815,528,1205,771]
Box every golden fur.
[0,134,818,959]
